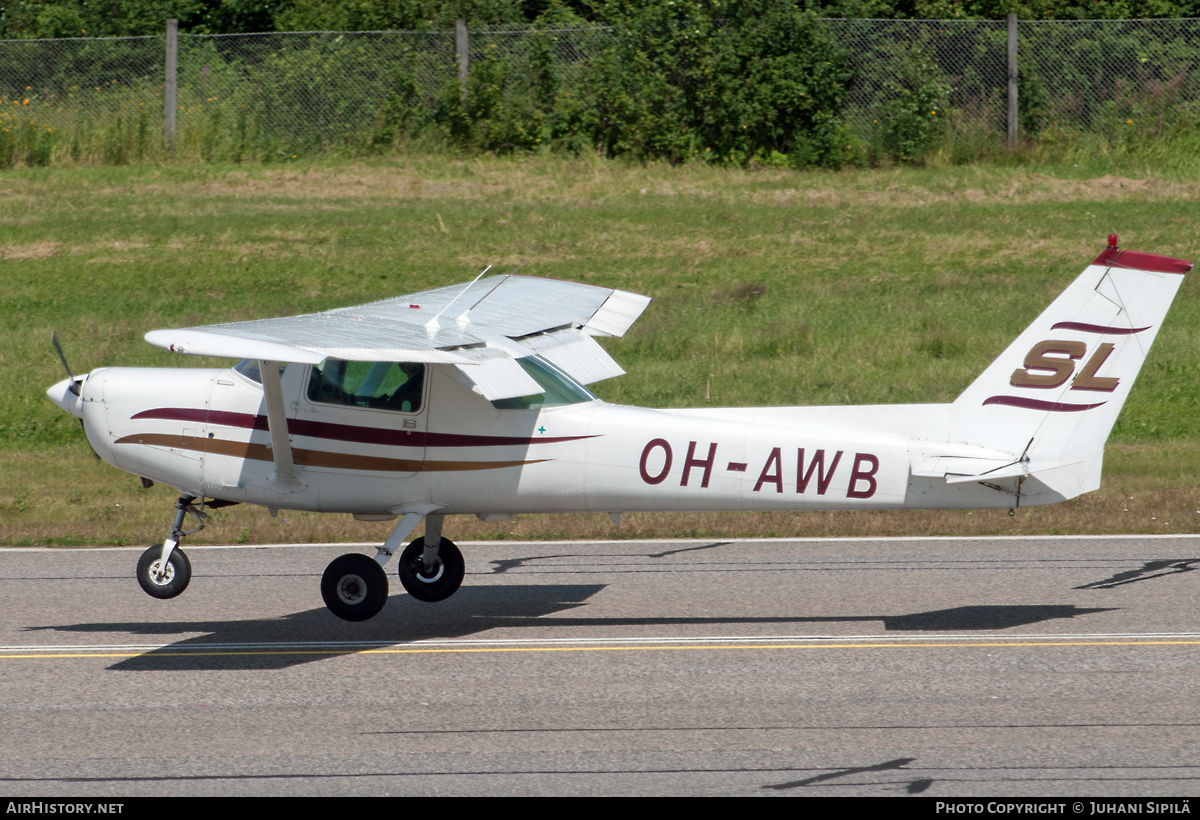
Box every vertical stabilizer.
[948,238,1189,503]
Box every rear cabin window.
[307,360,425,413]
[491,356,597,410]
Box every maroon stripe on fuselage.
[983,396,1107,412]
[1049,322,1150,335]
[131,408,596,448]
[135,407,211,425]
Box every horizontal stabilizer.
[911,457,1015,480]
[912,457,1082,485]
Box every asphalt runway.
[2,535,1199,797]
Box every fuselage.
[49,358,1035,518]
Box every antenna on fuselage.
[425,265,491,331]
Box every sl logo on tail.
[1010,340,1117,392]
[985,323,1151,413]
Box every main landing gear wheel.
[136,544,192,599]
[321,553,389,622]
[397,537,464,603]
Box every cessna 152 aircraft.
[46,235,1190,621]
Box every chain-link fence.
[3,19,1200,164]
[829,18,1200,133]
[0,35,165,164]
[1021,19,1200,131]
[828,20,1008,128]
[177,31,456,158]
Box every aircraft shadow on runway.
[26,582,1115,671]
[1074,558,1200,589]
[485,540,736,573]
[762,756,933,792]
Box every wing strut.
[259,360,305,492]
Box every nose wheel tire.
[321,553,389,622]
[397,537,464,603]
[136,544,192,599]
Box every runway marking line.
[3,638,1200,659]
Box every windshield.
[491,356,597,410]
[233,359,287,384]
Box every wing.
[144,274,651,400]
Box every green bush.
[577,1,852,166]
[878,43,952,163]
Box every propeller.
[50,332,99,460]
[51,331,80,395]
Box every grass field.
[2,155,1198,545]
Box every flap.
[536,335,625,385]
[453,358,544,401]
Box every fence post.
[1007,13,1018,149]
[165,18,178,144]
[456,19,469,99]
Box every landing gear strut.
[136,495,237,600]
[319,512,465,621]
[394,514,463,602]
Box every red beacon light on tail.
[1093,232,1192,273]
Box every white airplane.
[46,235,1190,621]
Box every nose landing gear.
[137,543,192,599]
[135,495,238,600]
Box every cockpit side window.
[307,360,425,413]
[233,359,287,385]
[491,356,597,410]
